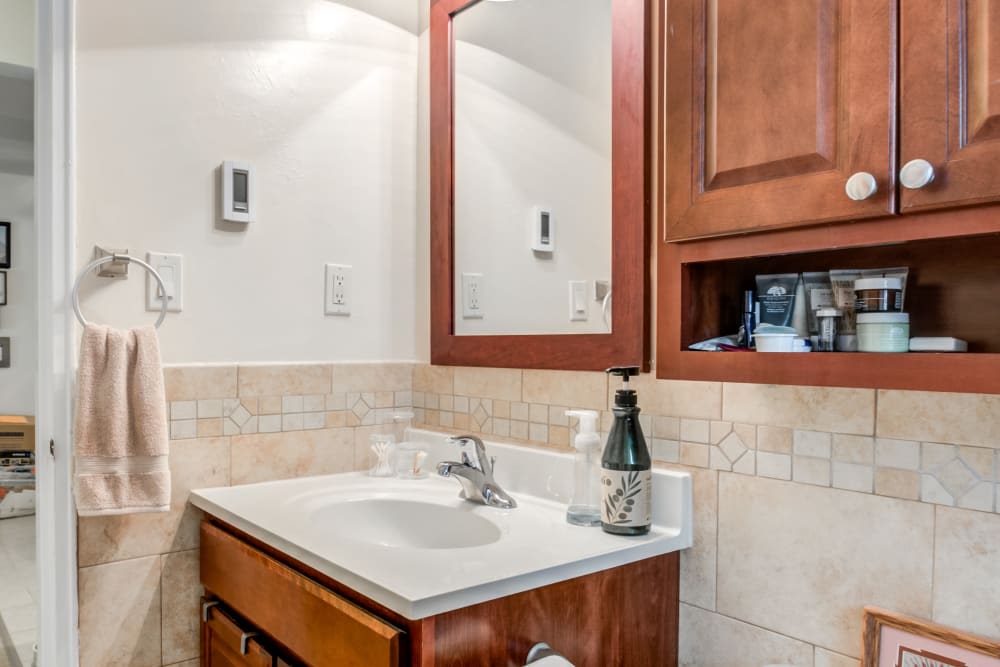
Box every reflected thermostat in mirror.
[221,160,255,223]
[531,207,554,253]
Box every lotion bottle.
[601,367,652,535]
[565,409,601,526]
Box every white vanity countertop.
[190,428,693,620]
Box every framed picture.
[0,271,5,305]
[864,607,1000,667]
[0,222,9,268]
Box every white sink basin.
[310,497,502,549]
[191,428,692,620]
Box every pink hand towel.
[73,324,170,515]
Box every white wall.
[0,173,35,415]
[0,0,34,69]
[75,0,419,364]
[453,0,612,335]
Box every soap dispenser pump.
[565,409,601,527]
[601,366,652,535]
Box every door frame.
[34,0,79,665]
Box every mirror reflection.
[453,0,612,335]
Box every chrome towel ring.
[72,253,169,329]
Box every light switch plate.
[0,338,9,368]
[146,252,184,313]
[569,280,588,321]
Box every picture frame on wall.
[0,271,5,306]
[0,222,9,268]
[864,607,1000,667]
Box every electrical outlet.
[0,338,9,368]
[325,264,351,316]
[462,273,484,319]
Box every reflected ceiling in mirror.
[453,0,613,335]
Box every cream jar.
[854,277,903,312]
[857,312,910,352]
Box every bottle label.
[600,468,652,527]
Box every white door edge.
[35,0,79,665]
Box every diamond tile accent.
[719,432,747,463]
[936,458,978,499]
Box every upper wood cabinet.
[900,1,1000,212]
[665,1,1000,241]
[665,0,896,240]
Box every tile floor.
[0,515,36,667]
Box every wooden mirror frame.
[430,0,651,371]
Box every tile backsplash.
[77,362,1000,667]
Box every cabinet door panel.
[901,1,1000,211]
[666,0,896,240]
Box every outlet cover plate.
[462,272,484,319]
[0,337,9,368]
[325,263,351,316]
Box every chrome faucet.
[437,435,517,509]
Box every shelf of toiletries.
[657,212,1000,394]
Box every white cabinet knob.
[845,172,878,201]
[899,159,936,189]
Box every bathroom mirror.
[430,0,649,369]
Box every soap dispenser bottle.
[601,367,652,535]
[565,409,601,527]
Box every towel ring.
[72,254,169,329]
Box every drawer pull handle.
[202,600,220,622]
[240,631,259,655]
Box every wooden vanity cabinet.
[665,0,1000,240]
[200,519,681,667]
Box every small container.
[754,332,797,352]
[836,333,858,352]
[854,277,903,312]
[394,443,429,479]
[791,338,812,352]
[815,308,842,352]
[857,312,910,352]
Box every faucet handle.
[447,434,488,473]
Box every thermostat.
[531,207,554,253]
[222,161,255,223]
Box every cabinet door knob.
[899,159,936,189]
[845,172,878,201]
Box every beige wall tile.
[832,434,874,464]
[79,556,161,667]
[792,456,830,486]
[237,363,332,397]
[414,364,454,394]
[231,429,354,484]
[877,390,1000,448]
[524,369,606,410]
[875,438,920,470]
[78,437,229,567]
[717,475,934,656]
[679,604,814,667]
[757,451,791,480]
[330,362,413,393]
[723,384,875,435]
[815,647,860,667]
[453,366,522,402]
[621,376,721,421]
[758,426,793,454]
[874,468,920,501]
[161,549,201,665]
[163,365,237,401]
[933,506,1000,640]
[671,465,718,611]
[164,661,199,667]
